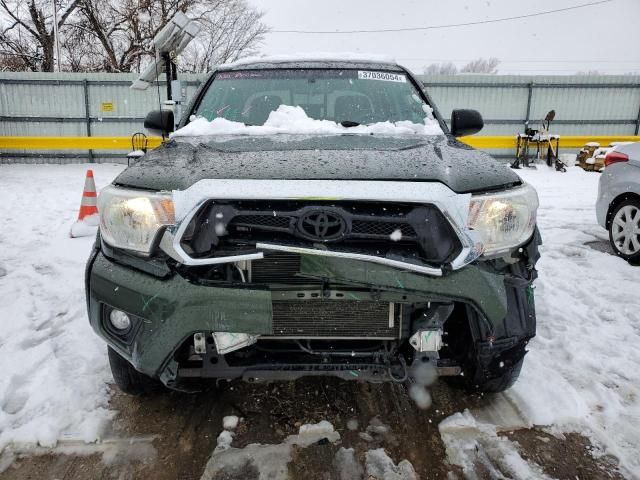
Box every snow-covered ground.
[439,167,640,479]
[0,163,638,478]
[507,167,640,478]
[0,164,123,450]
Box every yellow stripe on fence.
[0,136,163,150]
[459,135,640,149]
[0,135,638,150]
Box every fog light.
[109,309,131,331]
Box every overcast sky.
[248,0,640,75]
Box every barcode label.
[358,71,407,82]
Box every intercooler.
[270,299,401,339]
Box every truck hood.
[114,134,521,193]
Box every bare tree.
[460,57,500,74]
[0,0,267,72]
[180,0,268,72]
[0,51,29,70]
[65,0,196,72]
[423,62,458,76]
[0,0,80,71]
[69,0,267,72]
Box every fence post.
[635,94,640,135]
[83,79,93,162]
[524,82,533,127]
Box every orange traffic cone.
[77,169,98,220]
[70,169,100,238]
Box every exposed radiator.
[270,299,401,339]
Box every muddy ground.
[1,377,625,480]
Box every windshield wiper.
[340,120,361,128]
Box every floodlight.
[131,60,166,90]
[154,12,200,55]
[131,12,200,92]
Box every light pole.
[51,0,61,71]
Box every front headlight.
[467,183,538,256]
[98,185,175,254]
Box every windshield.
[192,68,436,127]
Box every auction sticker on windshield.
[358,71,406,82]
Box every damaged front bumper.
[86,226,540,388]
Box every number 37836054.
[357,71,407,82]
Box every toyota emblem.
[297,210,346,241]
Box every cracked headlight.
[98,185,175,254]
[467,183,538,256]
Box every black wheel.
[108,347,162,395]
[473,357,524,393]
[608,198,640,264]
[443,310,526,394]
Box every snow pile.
[214,430,234,453]
[69,212,99,238]
[0,164,124,452]
[171,105,443,138]
[200,420,340,480]
[333,447,364,479]
[335,445,418,480]
[439,410,552,479]
[297,420,340,440]
[365,448,417,480]
[202,419,417,480]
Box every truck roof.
[216,53,403,72]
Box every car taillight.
[604,151,629,168]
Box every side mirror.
[144,110,174,137]
[450,109,483,137]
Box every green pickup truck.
[86,57,540,395]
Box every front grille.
[232,215,291,229]
[181,200,462,266]
[271,300,400,338]
[351,220,416,238]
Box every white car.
[596,142,640,263]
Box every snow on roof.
[218,52,398,70]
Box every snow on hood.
[171,105,444,138]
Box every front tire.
[608,198,640,264]
[108,347,162,396]
[446,355,524,394]
[473,357,524,393]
